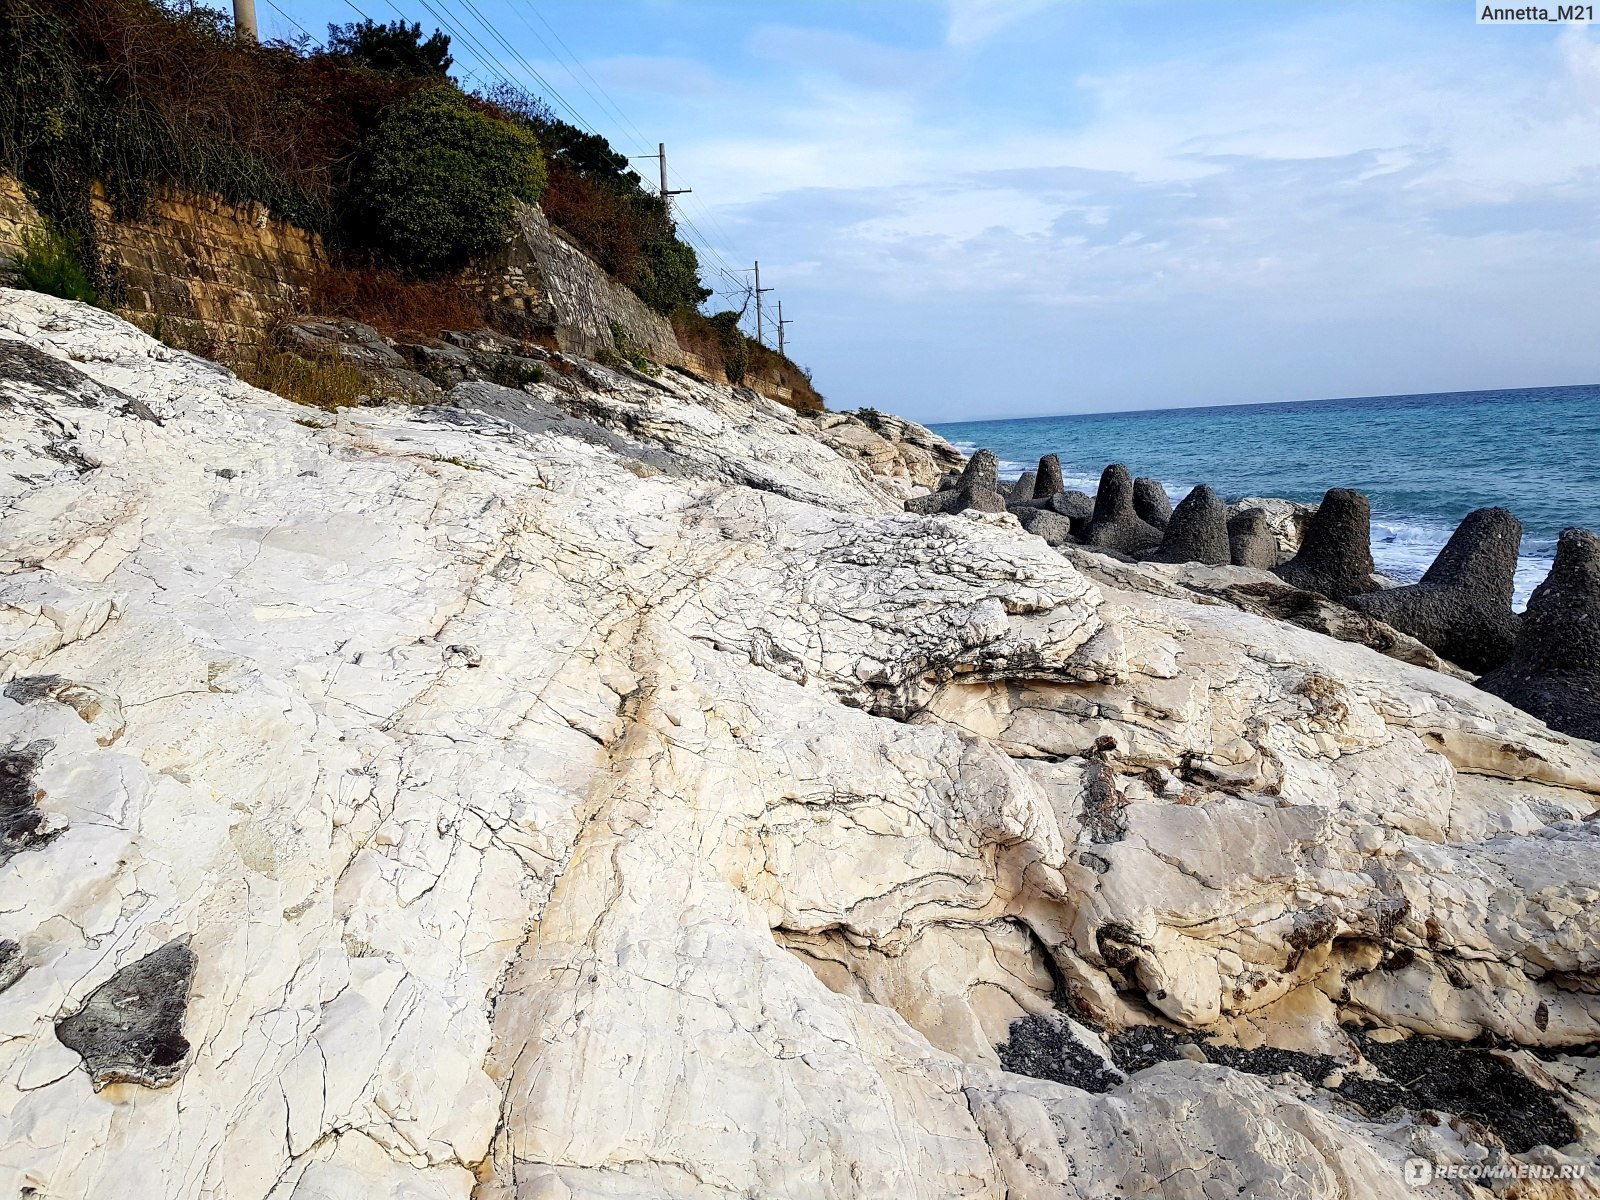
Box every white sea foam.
[1372,515,1548,612]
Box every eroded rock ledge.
[0,290,1596,1199]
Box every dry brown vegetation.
[232,346,368,411]
[307,264,488,339]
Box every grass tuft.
[16,224,99,305]
[236,348,367,411]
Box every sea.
[932,383,1600,612]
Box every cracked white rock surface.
[1,291,1598,1200]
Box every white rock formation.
[1,291,1597,1200]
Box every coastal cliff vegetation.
[0,0,762,358]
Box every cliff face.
[0,177,812,410]
[0,290,1597,1200]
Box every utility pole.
[233,0,257,41]
[630,144,691,212]
[777,300,793,358]
[752,261,774,347]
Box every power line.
[506,0,651,155]
[261,0,320,44]
[450,0,600,134]
[411,0,521,86]
[500,1,745,278]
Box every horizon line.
[926,378,1600,427]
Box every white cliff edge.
[0,290,1597,1200]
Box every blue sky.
[266,0,1600,421]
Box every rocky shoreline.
[1,290,1597,1199]
[913,448,1599,742]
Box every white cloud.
[945,0,1060,48]
[581,3,1600,412]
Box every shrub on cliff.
[0,0,412,287]
[348,88,547,273]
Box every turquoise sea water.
[932,384,1600,610]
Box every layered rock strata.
[1,291,1597,1200]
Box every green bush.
[350,87,547,273]
[16,223,99,305]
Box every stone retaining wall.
[0,175,324,353]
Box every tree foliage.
[0,1,711,309]
[326,19,452,78]
[349,87,546,273]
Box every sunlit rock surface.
[1,291,1597,1199]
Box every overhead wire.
[260,0,321,44]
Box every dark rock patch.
[1008,470,1037,504]
[1228,508,1282,569]
[1000,1019,1578,1153]
[56,940,198,1091]
[1080,760,1128,843]
[1273,488,1378,601]
[0,339,116,407]
[1132,478,1172,530]
[436,383,724,488]
[1478,527,1600,740]
[998,1013,1122,1093]
[1352,507,1523,674]
[2,740,59,866]
[1107,1022,1339,1079]
[0,939,25,993]
[4,674,66,705]
[1145,485,1230,566]
[1354,1031,1577,1154]
[1082,464,1164,556]
[1285,906,1337,969]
